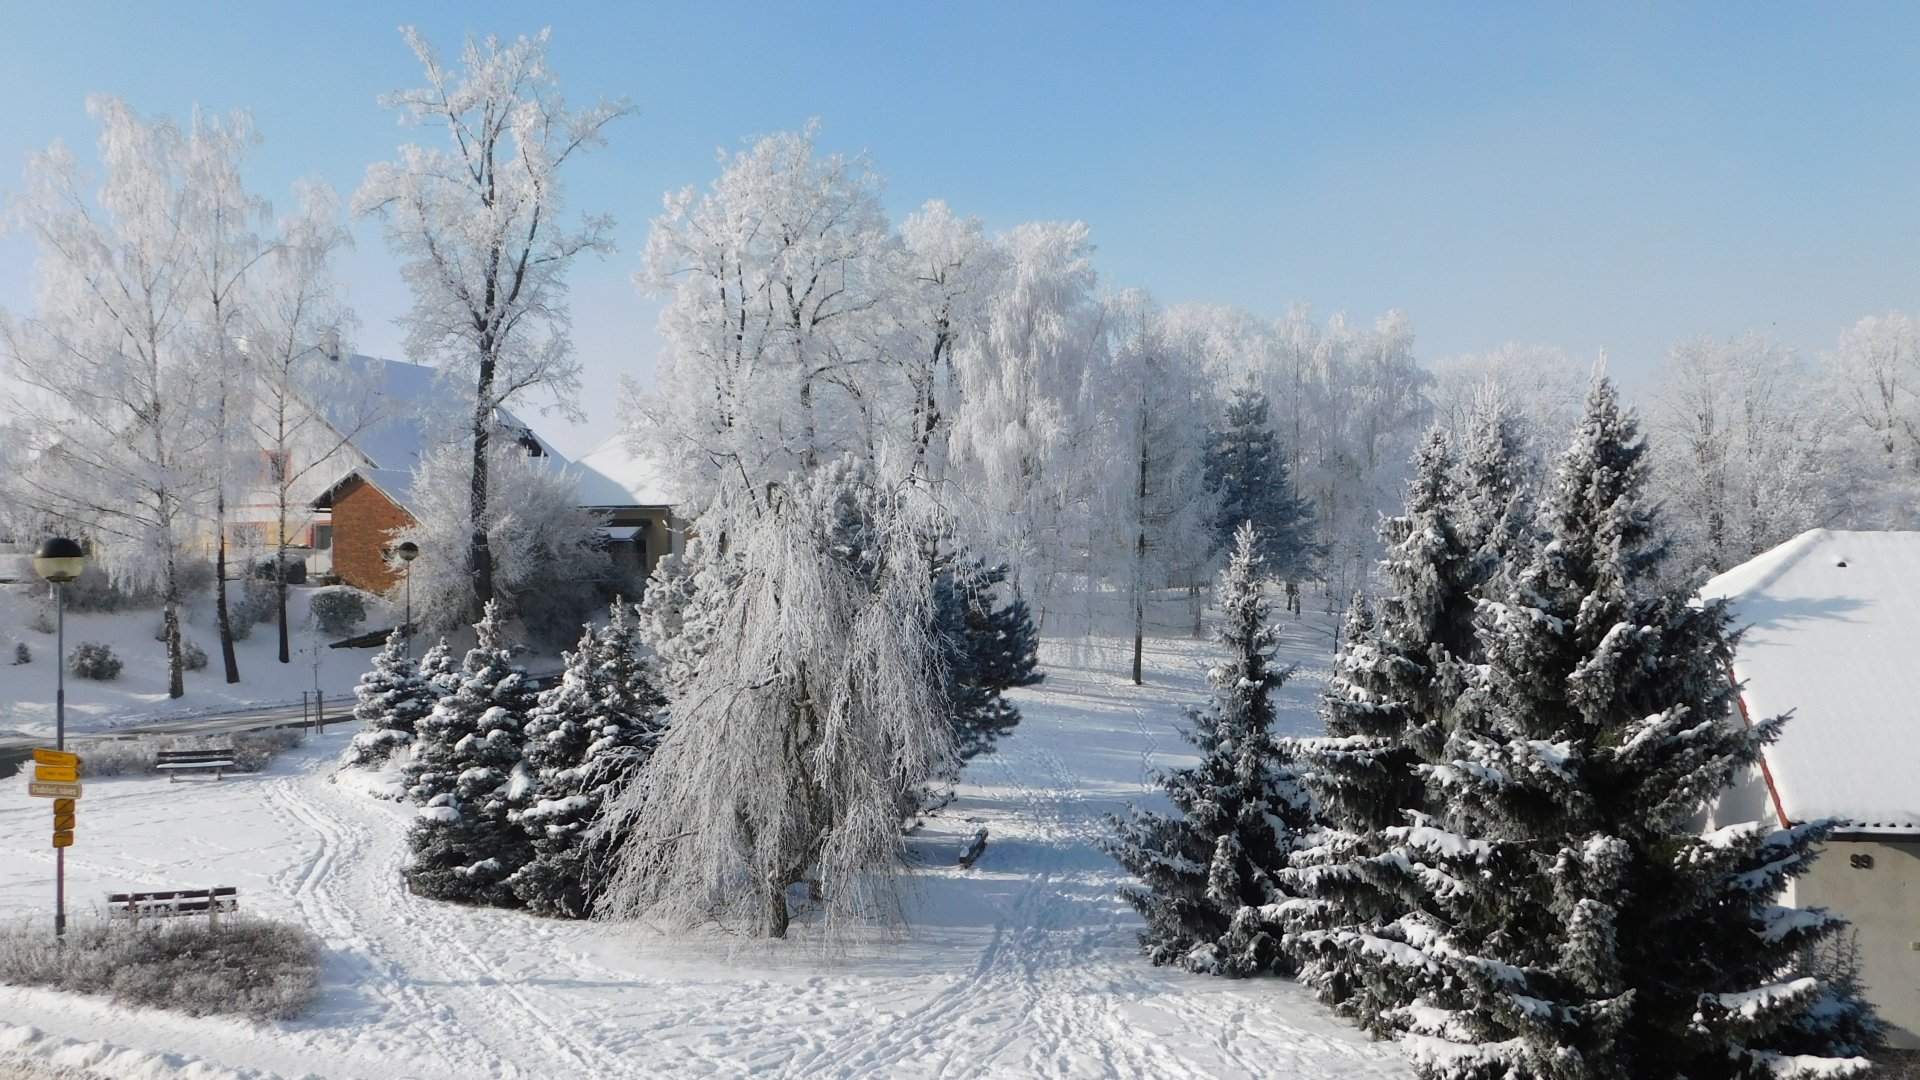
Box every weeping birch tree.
[358,26,629,619]
[596,469,952,939]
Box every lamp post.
[34,537,86,940]
[395,541,419,655]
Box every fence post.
[315,690,325,734]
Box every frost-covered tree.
[390,437,613,645]
[1105,524,1312,976]
[404,603,536,906]
[358,27,629,620]
[946,220,1108,619]
[1369,381,1877,1079]
[0,97,225,699]
[1204,380,1315,581]
[1101,290,1217,684]
[634,124,892,511]
[1649,335,1849,578]
[241,183,364,664]
[932,556,1041,761]
[597,468,952,939]
[347,631,441,767]
[509,602,665,918]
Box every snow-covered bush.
[388,438,614,645]
[309,587,368,637]
[179,639,208,672]
[68,641,122,681]
[0,916,321,1021]
[228,577,279,641]
[10,642,26,665]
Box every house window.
[311,524,333,551]
[264,450,290,484]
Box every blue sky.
[2,2,1916,456]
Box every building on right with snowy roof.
[1703,529,1920,1048]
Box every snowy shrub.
[10,642,27,665]
[0,915,322,1021]
[59,563,146,613]
[179,639,208,672]
[27,603,54,635]
[390,439,614,645]
[310,587,368,636]
[66,731,304,779]
[229,577,280,641]
[68,641,122,681]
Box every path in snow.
[0,599,1408,1080]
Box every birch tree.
[358,27,629,620]
[634,124,892,525]
[0,97,216,698]
[241,183,365,663]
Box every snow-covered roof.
[571,434,676,508]
[309,355,572,515]
[1701,529,1920,835]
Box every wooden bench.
[105,887,238,927]
[155,748,236,781]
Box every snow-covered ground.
[0,584,558,742]
[0,595,1409,1079]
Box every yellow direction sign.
[52,800,75,829]
[51,832,73,848]
[27,781,82,799]
[32,749,78,768]
[34,765,78,783]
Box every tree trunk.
[469,357,496,622]
[765,877,790,939]
[162,552,185,700]
[215,517,240,684]
[275,499,291,663]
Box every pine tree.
[932,555,1043,760]
[346,631,440,767]
[1376,381,1878,1079]
[1105,524,1313,976]
[1204,382,1316,579]
[1283,421,1529,1028]
[510,602,665,918]
[404,603,537,907]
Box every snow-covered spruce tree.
[1204,380,1316,580]
[1282,418,1531,1029]
[404,603,537,907]
[1378,381,1878,1079]
[509,602,665,918]
[1105,523,1313,976]
[932,555,1042,761]
[596,468,952,940]
[346,631,441,767]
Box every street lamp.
[394,541,419,655]
[34,536,86,940]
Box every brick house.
[295,356,681,596]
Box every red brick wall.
[331,477,414,594]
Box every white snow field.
[0,600,1411,1080]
